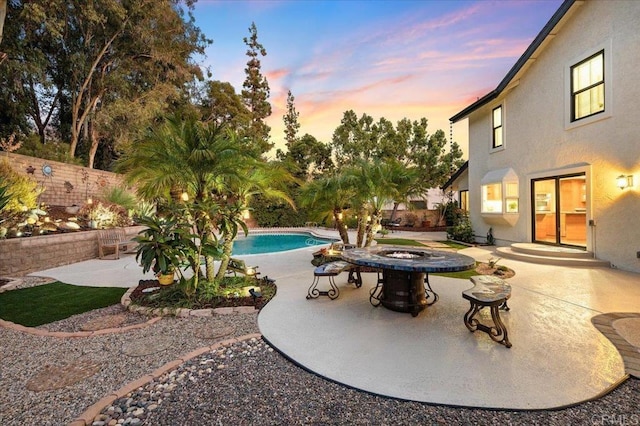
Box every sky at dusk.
[191,0,564,156]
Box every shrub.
[0,159,44,214]
[447,215,475,243]
[15,134,82,165]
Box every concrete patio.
[30,230,640,410]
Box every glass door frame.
[531,172,587,249]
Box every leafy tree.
[331,110,465,204]
[0,0,6,63]
[241,22,272,155]
[277,133,334,180]
[1,0,210,169]
[199,80,252,132]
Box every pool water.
[232,233,336,255]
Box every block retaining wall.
[1,152,125,207]
[0,226,144,277]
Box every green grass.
[435,240,470,250]
[431,265,479,279]
[0,282,127,327]
[374,238,427,246]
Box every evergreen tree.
[283,90,300,148]
[241,22,272,155]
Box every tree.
[241,22,272,155]
[0,0,7,64]
[283,90,300,148]
[331,110,465,198]
[277,133,334,180]
[199,80,251,132]
[0,0,210,168]
[298,174,354,244]
[118,116,250,283]
[343,159,418,247]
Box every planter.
[157,272,175,286]
[421,221,431,228]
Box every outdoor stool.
[462,275,512,348]
[306,261,351,300]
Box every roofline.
[441,160,468,190]
[449,0,577,123]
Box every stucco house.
[446,0,639,273]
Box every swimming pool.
[232,233,337,255]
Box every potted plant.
[134,215,184,285]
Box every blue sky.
[192,0,564,155]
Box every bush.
[15,134,82,165]
[0,159,44,214]
[447,215,475,243]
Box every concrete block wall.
[0,152,126,207]
[0,226,144,277]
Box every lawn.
[0,282,127,327]
[374,238,427,247]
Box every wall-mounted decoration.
[42,164,53,177]
[64,181,74,193]
[26,165,36,175]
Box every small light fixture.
[180,192,189,202]
[86,197,93,205]
[616,175,633,190]
[242,209,250,219]
[337,212,343,220]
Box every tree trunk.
[88,120,99,169]
[365,213,382,247]
[333,210,350,244]
[356,207,366,247]
[0,0,6,46]
[215,237,234,280]
[390,202,400,220]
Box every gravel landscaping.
[0,300,638,425]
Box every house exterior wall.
[466,1,640,272]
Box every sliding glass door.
[532,174,586,248]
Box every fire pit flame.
[384,251,422,259]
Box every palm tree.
[343,159,419,247]
[298,174,354,244]
[215,162,297,280]
[117,115,253,282]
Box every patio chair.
[97,228,136,260]
[226,257,261,280]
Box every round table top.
[340,245,475,273]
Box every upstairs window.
[492,106,503,149]
[571,51,604,121]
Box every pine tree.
[241,22,272,155]
[283,90,300,149]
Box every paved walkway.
[29,229,640,410]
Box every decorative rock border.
[592,312,640,378]
[120,287,259,317]
[0,316,162,338]
[68,333,263,426]
[0,277,26,293]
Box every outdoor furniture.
[306,260,353,300]
[97,228,136,260]
[226,258,260,280]
[382,217,402,232]
[463,275,512,348]
[341,246,475,317]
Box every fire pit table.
[340,246,475,317]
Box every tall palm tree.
[117,115,252,282]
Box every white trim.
[564,39,613,130]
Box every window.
[481,183,502,213]
[492,106,503,149]
[459,190,469,212]
[505,182,519,213]
[571,51,604,121]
